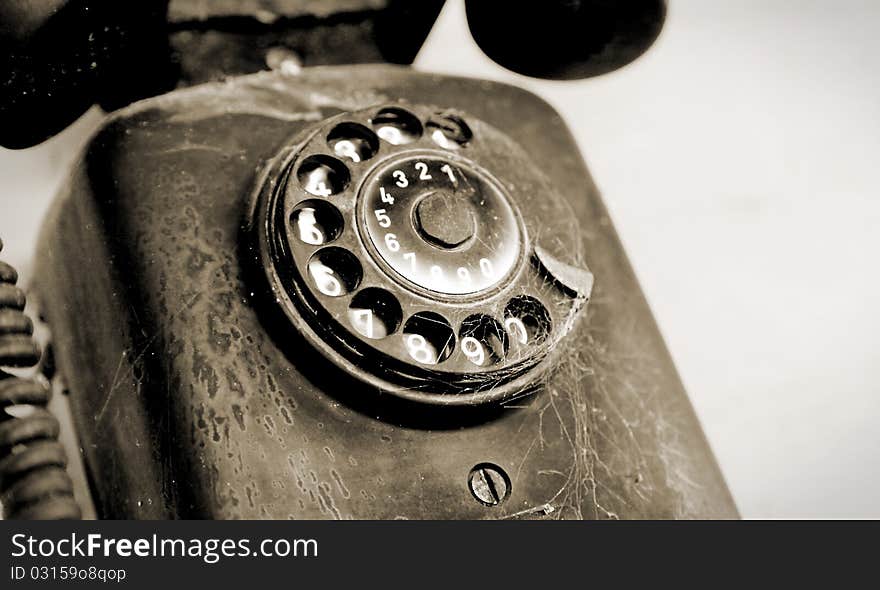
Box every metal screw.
[468,463,510,506]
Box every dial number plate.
[360,155,522,296]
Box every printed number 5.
[374,209,391,228]
[311,263,342,296]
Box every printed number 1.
[441,164,456,183]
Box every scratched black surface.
[33,66,737,519]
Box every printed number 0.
[479,258,494,277]
[504,317,528,345]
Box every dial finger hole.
[503,296,552,347]
[328,122,379,163]
[402,312,455,365]
[290,200,343,245]
[348,288,402,340]
[306,247,362,297]
[459,314,508,367]
[371,107,422,145]
[427,112,473,150]
[297,155,350,197]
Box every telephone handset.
[252,104,592,406]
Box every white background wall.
[2,0,878,517]
[417,0,880,518]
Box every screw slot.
[468,463,510,506]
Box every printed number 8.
[406,334,435,364]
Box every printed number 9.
[461,336,485,366]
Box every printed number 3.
[393,170,408,187]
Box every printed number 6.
[385,233,400,251]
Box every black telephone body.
[21,66,737,519]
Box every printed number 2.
[415,162,432,180]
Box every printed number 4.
[313,182,332,197]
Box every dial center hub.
[359,154,522,296]
[414,189,477,249]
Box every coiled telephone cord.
[0,238,80,519]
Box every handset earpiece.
[464,0,667,80]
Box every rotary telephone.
[0,0,737,519]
